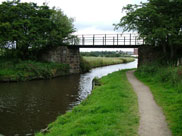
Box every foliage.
[80,56,134,73]
[83,56,134,68]
[36,70,139,136]
[80,56,91,73]
[92,77,101,86]
[0,58,69,81]
[135,65,182,135]
[0,0,76,59]
[80,51,133,57]
[115,0,182,61]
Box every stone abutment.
[41,46,80,74]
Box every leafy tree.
[115,0,182,61]
[0,0,76,59]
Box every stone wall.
[41,46,80,74]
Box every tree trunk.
[170,45,177,65]
[162,44,167,56]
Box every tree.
[0,0,76,59]
[115,0,182,62]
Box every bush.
[0,59,70,81]
[136,64,182,93]
[80,56,91,73]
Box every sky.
[0,0,147,51]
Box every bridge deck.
[68,45,142,48]
[70,33,144,48]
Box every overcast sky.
[0,0,147,51]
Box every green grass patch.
[0,58,70,81]
[82,57,134,69]
[135,65,182,136]
[36,70,139,136]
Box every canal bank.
[0,60,137,136]
[36,70,139,136]
[0,57,134,82]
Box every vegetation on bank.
[135,65,182,136]
[36,70,139,136]
[80,56,135,73]
[80,51,133,57]
[0,58,69,82]
[0,0,76,81]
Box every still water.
[0,59,137,136]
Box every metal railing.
[71,33,144,46]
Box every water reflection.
[0,59,137,136]
[76,59,138,103]
[0,75,80,136]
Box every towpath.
[126,70,172,136]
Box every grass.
[135,65,182,136]
[36,70,139,136]
[82,56,135,69]
[0,58,70,81]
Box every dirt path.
[126,70,172,136]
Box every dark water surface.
[0,59,137,136]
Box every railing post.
[105,34,106,45]
[82,35,84,45]
[93,34,95,45]
[130,33,131,45]
[135,36,137,45]
[117,34,118,45]
[103,37,105,45]
[72,38,74,45]
[124,37,125,45]
[74,38,76,45]
[113,37,115,45]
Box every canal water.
[0,59,137,136]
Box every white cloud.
[0,0,146,33]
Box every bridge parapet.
[71,33,144,47]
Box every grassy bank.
[0,59,69,82]
[80,56,135,73]
[135,65,182,136]
[84,57,134,68]
[36,70,139,136]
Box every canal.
[0,59,137,136]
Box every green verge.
[83,57,134,68]
[36,70,139,136]
[135,65,182,136]
[80,56,135,73]
[0,59,70,82]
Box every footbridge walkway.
[69,33,144,48]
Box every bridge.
[43,33,145,73]
[69,33,144,48]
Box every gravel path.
[126,70,172,136]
